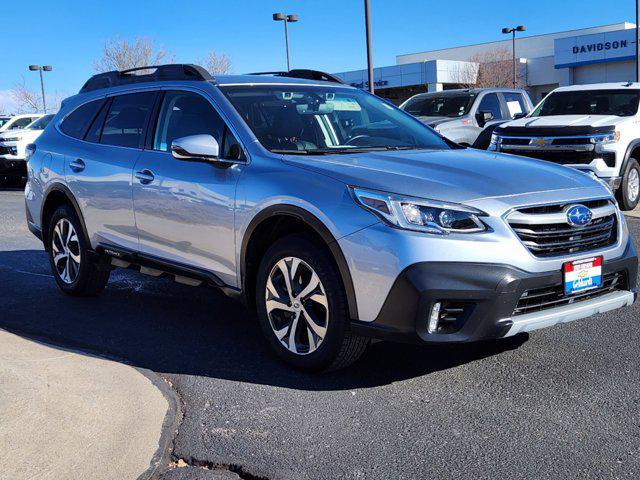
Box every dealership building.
[335,22,639,104]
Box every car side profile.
[25,64,637,371]
[399,88,533,148]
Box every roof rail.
[79,64,213,93]
[247,69,345,84]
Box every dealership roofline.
[396,21,636,61]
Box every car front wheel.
[255,235,369,372]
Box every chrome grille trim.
[506,200,618,257]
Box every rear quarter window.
[60,99,105,139]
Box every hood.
[0,128,43,142]
[282,148,608,208]
[415,116,458,128]
[500,114,626,130]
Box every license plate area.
[563,256,603,295]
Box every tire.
[47,204,110,296]
[255,234,369,372]
[616,157,640,211]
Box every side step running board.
[97,243,240,297]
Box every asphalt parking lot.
[1,187,639,480]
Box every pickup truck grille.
[507,200,618,257]
[513,271,626,316]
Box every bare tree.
[468,48,521,88]
[10,78,41,113]
[94,36,174,72]
[198,51,232,75]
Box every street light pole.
[273,13,299,71]
[502,26,526,88]
[28,65,52,113]
[636,0,639,82]
[364,0,375,94]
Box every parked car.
[0,113,44,133]
[400,88,533,147]
[0,114,54,184]
[489,83,640,211]
[25,65,637,371]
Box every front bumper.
[0,157,26,177]
[351,239,637,343]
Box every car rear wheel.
[256,235,369,372]
[47,205,110,296]
[617,158,640,211]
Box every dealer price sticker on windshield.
[563,257,603,295]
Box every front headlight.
[488,133,501,150]
[351,187,488,235]
[591,131,620,144]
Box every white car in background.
[0,114,54,184]
[0,113,44,133]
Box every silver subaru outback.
[24,64,637,371]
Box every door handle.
[69,158,85,172]
[135,169,155,184]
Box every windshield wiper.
[271,145,428,155]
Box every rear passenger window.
[60,99,104,139]
[100,92,156,148]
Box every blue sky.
[1,0,636,111]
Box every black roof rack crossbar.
[247,69,345,84]
[79,64,213,93]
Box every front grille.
[508,201,618,257]
[0,145,12,155]
[500,148,596,165]
[517,199,609,215]
[513,271,626,316]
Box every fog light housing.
[428,302,441,333]
[427,301,473,334]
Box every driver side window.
[477,93,503,120]
[154,90,245,160]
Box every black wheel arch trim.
[40,183,91,248]
[622,139,640,174]
[240,204,359,321]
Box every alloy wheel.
[628,167,639,203]
[265,257,329,355]
[52,218,81,284]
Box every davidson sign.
[555,29,635,69]
[572,39,628,54]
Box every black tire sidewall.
[618,158,640,211]
[255,235,350,371]
[47,205,93,294]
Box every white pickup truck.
[489,83,640,211]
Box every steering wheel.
[345,135,372,146]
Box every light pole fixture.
[273,13,298,71]
[636,0,639,82]
[364,0,374,94]
[501,26,525,88]
[28,65,53,113]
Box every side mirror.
[513,112,527,120]
[171,134,219,161]
[476,110,494,128]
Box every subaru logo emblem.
[565,204,593,227]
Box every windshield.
[220,85,450,154]
[0,118,10,128]
[402,94,475,118]
[26,114,54,130]
[531,90,640,117]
